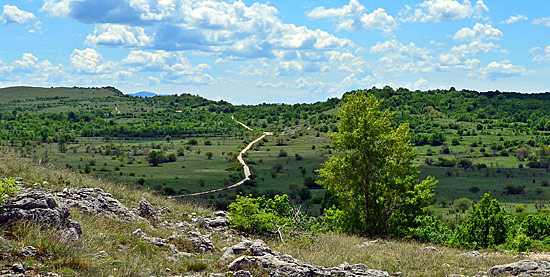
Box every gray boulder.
[487,259,550,276]
[56,187,138,220]
[188,231,215,253]
[225,239,389,277]
[138,197,158,222]
[0,188,82,241]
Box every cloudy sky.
[1,0,550,104]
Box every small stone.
[20,246,37,257]
[456,251,485,258]
[42,181,49,185]
[233,270,252,277]
[423,246,438,252]
[394,272,403,276]
[166,256,177,263]
[12,263,25,273]
[165,268,171,272]
[96,250,108,257]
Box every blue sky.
[1,0,550,104]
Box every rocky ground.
[0,184,547,276]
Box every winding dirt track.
[167,118,272,198]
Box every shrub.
[469,186,480,193]
[0,178,20,207]
[408,215,452,245]
[519,214,550,240]
[515,204,526,213]
[505,184,525,195]
[228,194,303,236]
[278,149,288,157]
[450,194,510,249]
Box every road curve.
[167,118,272,198]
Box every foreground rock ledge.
[224,239,389,277]
[488,259,550,276]
[0,188,82,241]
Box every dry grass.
[271,234,523,276]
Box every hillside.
[2,86,550,215]
[0,150,533,276]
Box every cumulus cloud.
[85,24,154,47]
[307,0,397,35]
[70,48,117,74]
[40,0,72,17]
[0,53,65,83]
[453,23,503,41]
[473,60,533,80]
[533,17,550,27]
[369,40,434,73]
[41,0,353,59]
[400,0,488,23]
[530,46,550,62]
[501,15,527,24]
[1,4,41,33]
[121,50,214,85]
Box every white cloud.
[85,24,154,47]
[0,53,65,83]
[369,40,434,73]
[453,23,503,41]
[533,17,550,27]
[70,48,116,74]
[307,1,397,35]
[530,46,550,63]
[400,0,488,23]
[474,60,533,80]
[122,50,215,85]
[1,4,41,33]
[43,0,354,58]
[501,15,527,24]
[40,0,73,17]
[406,78,429,90]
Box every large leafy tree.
[317,92,437,236]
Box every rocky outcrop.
[192,211,231,232]
[188,231,215,253]
[138,197,158,222]
[55,187,138,221]
[487,260,550,276]
[0,188,81,241]
[224,239,390,277]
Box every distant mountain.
[129,91,157,98]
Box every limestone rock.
[225,239,389,277]
[11,264,25,274]
[20,246,36,257]
[132,228,168,246]
[423,246,438,252]
[0,188,82,241]
[487,259,550,276]
[457,251,485,258]
[138,197,158,222]
[56,187,138,221]
[233,270,253,277]
[188,231,214,253]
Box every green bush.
[228,194,301,236]
[449,194,510,249]
[0,178,20,207]
[408,215,452,245]
[519,214,550,240]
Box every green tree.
[146,150,165,166]
[317,93,437,236]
